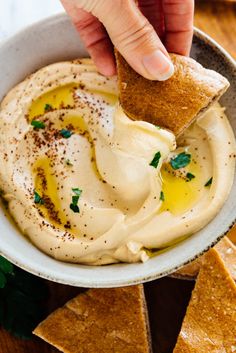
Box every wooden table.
[1,2,236,353]
[195,1,236,58]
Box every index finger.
[162,0,194,56]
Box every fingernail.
[142,50,174,81]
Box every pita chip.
[173,248,236,353]
[34,285,152,353]
[173,236,236,281]
[115,51,229,136]
[228,223,236,244]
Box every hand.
[61,0,194,80]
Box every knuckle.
[116,18,157,52]
[77,0,102,12]
[74,16,95,32]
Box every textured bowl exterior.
[0,14,235,287]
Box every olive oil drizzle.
[30,84,115,233]
[160,152,202,215]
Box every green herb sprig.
[60,129,73,139]
[150,151,161,168]
[44,103,53,112]
[0,256,47,339]
[160,191,165,201]
[70,188,82,213]
[31,120,45,129]
[170,152,191,170]
[34,191,44,205]
[186,172,195,181]
[205,177,213,187]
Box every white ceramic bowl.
[0,14,235,287]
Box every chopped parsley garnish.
[70,204,80,213]
[170,152,191,170]
[149,151,161,168]
[31,120,45,129]
[60,129,73,138]
[34,191,44,205]
[205,177,213,187]
[72,188,82,196]
[44,103,53,112]
[186,172,195,181]
[155,125,161,130]
[160,191,165,201]
[65,159,73,166]
[0,256,47,339]
[72,195,80,205]
[70,188,82,213]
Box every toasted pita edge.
[33,306,71,353]
[115,50,230,136]
[173,247,236,353]
[33,285,152,353]
[171,236,236,281]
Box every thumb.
[78,0,174,81]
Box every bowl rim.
[0,13,235,287]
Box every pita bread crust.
[116,51,229,136]
[227,223,236,244]
[34,285,152,353]
[173,248,236,353]
[173,237,236,281]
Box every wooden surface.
[195,1,236,58]
[0,2,236,353]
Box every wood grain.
[0,3,235,353]
[195,1,236,59]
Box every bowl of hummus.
[0,14,235,287]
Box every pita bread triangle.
[34,285,152,353]
[174,236,236,280]
[173,248,236,352]
[115,51,229,136]
[228,223,236,244]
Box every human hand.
[61,0,194,80]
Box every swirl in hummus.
[0,59,235,265]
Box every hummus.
[0,59,235,265]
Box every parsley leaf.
[0,256,47,339]
[170,152,191,170]
[150,151,161,168]
[60,129,73,138]
[34,191,44,205]
[31,120,45,129]
[72,195,80,205]
[186,172,195,181]
[70,203,80,213]
[44,103,53,112]
[205,177,213,187]
[160,191,165,201]
[70,188,82,213]
[72,188,82,197]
